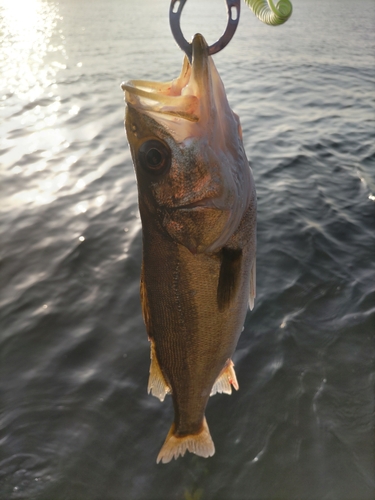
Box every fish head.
[123,34,252,254]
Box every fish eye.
[138,139,171,175]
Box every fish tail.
[156,417,215,464]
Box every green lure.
[245,0,293,25]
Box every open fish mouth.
[121,33,212,117]
[121,52,199,124]
[121,78,199,123]
[121,33,236,144]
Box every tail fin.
[156,417,215,464]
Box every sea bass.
[122,34,256,463]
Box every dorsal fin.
[249,257,256,310]
[217,248,242,312]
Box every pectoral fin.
[210,359,239,396]
[148,339,171,402]
[217,248,242,312]
[249,258,256,311]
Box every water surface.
[0,0,374,499]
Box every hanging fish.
[122,34,256,463]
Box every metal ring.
[169,0,241,62]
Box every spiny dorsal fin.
[249,258,256,311]
[217,248,242,312]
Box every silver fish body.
[122,34,256,463]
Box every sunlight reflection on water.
[0,0,75,211]
[0,0,63,100]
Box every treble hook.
[169,0,241,63]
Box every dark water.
[1,0,374,499]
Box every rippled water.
[1,0,374,499]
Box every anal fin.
[210,359,239,396]
[156,417,215,464]
[148,339,171,402]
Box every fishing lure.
[245,0,293,25]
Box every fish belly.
[141,202,255,463]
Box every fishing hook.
[169,0,241,62]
